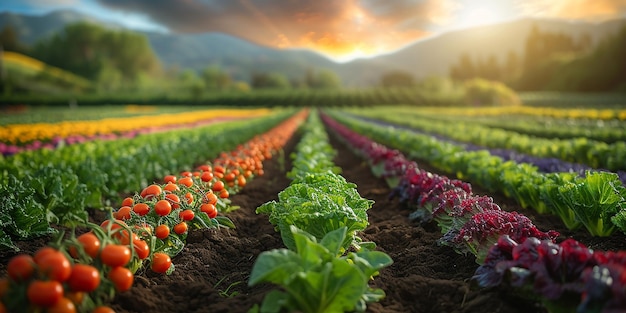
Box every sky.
[2,0,626,62]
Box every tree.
[31,22,161,86]
[380,70,415,87]
[202,66,231,90]
[302,68,342,89]
[0,26,26,53]
[251,72,291,89]
[312,69,341,89]
[504,50,519,80]
[450,53,475,81]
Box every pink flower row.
[0,117,240,156]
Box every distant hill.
[356,17,626,80]
[1,10,625,87]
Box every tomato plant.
[108,267,133,292]
[7,254,35,281]
[165,193,181,209]
[47,297,77,313]
[68,264,101,292]
[36,249,71,282]
[173,222,188,235]
[121,197,134,207]
[178,176,193,187]
[92,306,116,313]
[201,203,218,219]
[151,253,172,274]
[212,180,225,192]
[114,206,132,220]
[140,184,162,199]
[154,199,172,216]
[132,239,150,260]
[155,225,170,239]
[100,244,131,267]
[163,175,177,184]
[132,203,150,216]
[73,232,101,259]
[27,280,64,307]
[164,182,179,192]
[179,209,195,221]
[204,192,218,205]
[201,171,213,182]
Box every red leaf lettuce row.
[474,235,626,312]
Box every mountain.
[1,10,625,87]
[355,17,626,81]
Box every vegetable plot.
[321,111,626,312]
[0,110,294,250]
[327,111,626,238]
[0,110,307,312]
[251,111,392,313]
[2,106,625,313]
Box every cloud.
[96,0,458,61]
[517,0,626,21]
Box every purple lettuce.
[474,235,626,312]
[442,211,559,263]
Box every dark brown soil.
[2,125,625,313]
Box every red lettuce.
[474,235,626,312]
[441,211,559,262]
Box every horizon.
[1,0,626,62]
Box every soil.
[2,124,625,313]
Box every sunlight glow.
[456,4,510,28]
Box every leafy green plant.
[558,171,626,236]
[249,226,392,313]
[257,172,372,252]
[0,175,53,250]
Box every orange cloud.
[269,0,447,61]
[99,0,454,61]
[517,0,626,20]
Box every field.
[1,104,626,313]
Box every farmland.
[1,102,626,313]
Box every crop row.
[0,109,308,313]
[321,111,626,312]
[412,111,626,144]
[249,111,393,313]
[344,107,626,172]
[325,111,626,237]
[0,107,271,146]
[0,110,295,251]
[345,111,626,186]
[0,105,211,125]
[401,105,626,120]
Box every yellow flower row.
[396,106,626,120]
[1,108,272,144]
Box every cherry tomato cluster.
[0,223,140,313]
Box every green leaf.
[214,216,236,229]
[350,250,394,278]
[319,227,347,257]
[248,249,301,286]
[259,290,288,313]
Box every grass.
[2,51,93,92]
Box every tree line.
[0,22,343,95]
[449,23,626,92]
